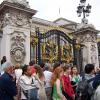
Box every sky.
[0,0,100,30]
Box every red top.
[31,66,36,74]
[62,75,75,97]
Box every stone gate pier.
[0,0,36,64]
[74,23,99,70]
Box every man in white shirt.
[19,65,39,100]
[43,63,52,100]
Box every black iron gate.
[30,27,83,70]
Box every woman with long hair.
[51,67,66,100]
[34,64,47,100]
[62,66,75,100]
[71,67,80,93]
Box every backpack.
[76,77,94,100]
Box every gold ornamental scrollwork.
[30,34,38,46]
[61,45,73,63]
[42,41,58,63]
[75,43,81,49]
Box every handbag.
[19,77,39,100]
[23,88,38,100]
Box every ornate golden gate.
[30,27,74,64]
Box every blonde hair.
[15,63,20,69]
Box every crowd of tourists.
[0,56,100,100]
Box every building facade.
[0,0,99,70]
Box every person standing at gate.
[19,64,39,100]
[70,66,80,92]
[0,62,17,100]
[62,65,75,100]
[34,64,47,100]
[44,63,52,100]
[14,63,22,84]
[51,67,66,100]
[1,56,7,65]
[0,56,7,75]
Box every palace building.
[0,0,99,71]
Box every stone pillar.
[0,37,1,59]
[0,1,36,65]
[74,26,99,68]
[1,26,11,62]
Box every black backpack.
[76,77,94,100]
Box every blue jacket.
[0,72,17,100]
[93,71,100,89]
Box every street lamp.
[77,0,92,24]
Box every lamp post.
[77,0,92,24]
